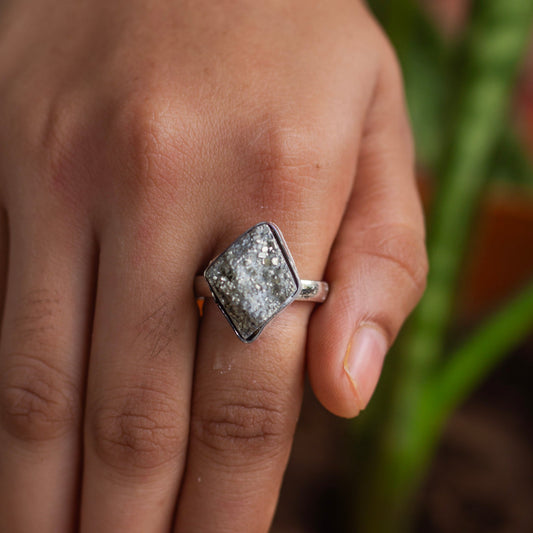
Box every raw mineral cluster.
[204,223,299,341]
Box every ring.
[194,222,329,342]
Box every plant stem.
[426,279,533,423]
[398,279,533,506]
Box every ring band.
[195,277,329,303]
[194,222,328,343]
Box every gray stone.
[204,223,299,341]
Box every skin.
[0,0,428,531]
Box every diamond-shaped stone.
[204,223,299,341]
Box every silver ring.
[194,222,329,343]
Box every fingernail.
[343,325,388,411]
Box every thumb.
[307,50,428,418]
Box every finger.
[176,300,308,532]
[307,47,428,418]
[0,207,94,532]
[0,208,8,324]
[80,216,202,533]
[175,177,346,532]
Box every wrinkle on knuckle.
[240,123,330,212]
[341,223,428,295]
[133,296,180,361]
[9,289,61,348]
[89,384,186,473]
[112,92,200,208]
[36,100,94,209]
[191,385,292,464]
[0,352,80,442]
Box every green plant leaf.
[489,124,533,188]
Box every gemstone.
[204,223,300,342]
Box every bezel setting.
[203,222,301,342]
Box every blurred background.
[274,1,533,532]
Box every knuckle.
[250,124,316,172]
[38,99,93,207]
[116,93,195,179]
[378,226,428,295]
[0,353,79,442]
[107,89,203,214]
[241,122,331,211]
[191,385,293,465]
[89,384,186,473]
[349,224,428,295]
[0,290,80,442]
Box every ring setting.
[194,222,328,342]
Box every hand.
[0,0,427,531]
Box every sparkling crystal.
[204,223,299,341]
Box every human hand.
[0,0,427,531]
